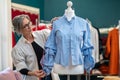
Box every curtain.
[12,8,39,25]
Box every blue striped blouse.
[42,15,95,75]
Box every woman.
[11,14,51,80]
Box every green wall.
[12,0,44,19]
[12,0,120,28]
[44,0,120,28]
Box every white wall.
[0,0,12,70]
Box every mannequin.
[53,1,84,75]
[42,1,94,80]
[53,56,84,75]
[64,1,75,21]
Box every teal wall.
[44,0,120,28]
[12,0,44,19]
[12,0,120,28]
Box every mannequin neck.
[64,8,75,21]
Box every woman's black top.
[20,41,44,75]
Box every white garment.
[89,25,99,63]
[53,55,84,75]
[53,63,84,75]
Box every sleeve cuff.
[43,67,52,76]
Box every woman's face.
[20,18,32,36]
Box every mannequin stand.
[86,72,90,80]
[67,74,90,80]
[67,75,70,80]
[67,75,81,80]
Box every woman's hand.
[28,70,46,78]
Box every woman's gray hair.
[12,14,30,34]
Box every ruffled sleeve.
[42,23,57,75]
[81,23,95,73]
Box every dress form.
[64,1,75,21]
[53,1,84,79]
[43,1,94,80]
[53,58,84,75]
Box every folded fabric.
[0,67,16,80]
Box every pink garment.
[13,71,22,80]
[0,68,16,80]
[0,67,22,80]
